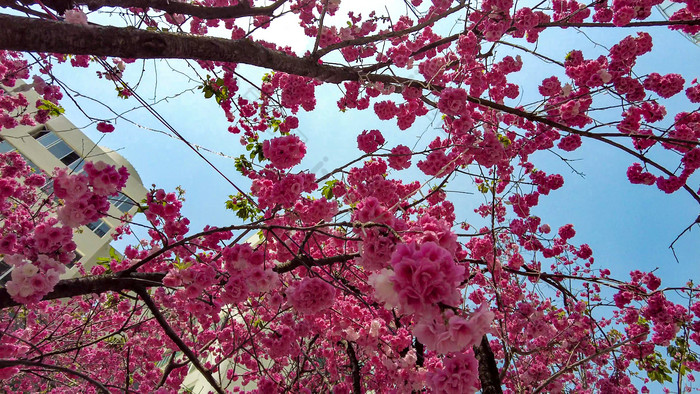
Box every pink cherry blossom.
[286,277,336,314]
[262,134,306,169]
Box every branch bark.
[82,0,286,19]
[0,252,356,309]
[0,14,358,83]
[2,0,288,19]
[343,340,362,394]
[473,335,503,394]
[539,20,700,28]
[0,272,165,309]
[273,252,359,273]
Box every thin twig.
[135,287,225,394]
[0,359,109,393]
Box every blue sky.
[47,5,699,287]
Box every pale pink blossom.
[63,9,88,25]
[368,268,400,309]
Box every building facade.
[2,82,254,392]
[0,82,148,283]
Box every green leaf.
[245,142,264,162]
[224,192,262,221]
[108,246,120,261]
[498,133,511,148]
[269,118,282,133]
[234,155,253,174]
[115,87,130,99]
[321,180,338,200]
[37,99,65,117]
[173,256,191,270]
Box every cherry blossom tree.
[0,0,699,392]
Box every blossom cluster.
[54,161,129,228]
[4,253,66,304]
[369,242,494,357]
[145,188,190,239]
[262,134,306,169]
[356,129,385,153]
[251,171,317,210]
[286,277,336,314]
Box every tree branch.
[473,335,503,394]
[135,287,225,394]
[0,359,109,393]
[273,252,360,273]
[539,20,700,28]
[0,272,165,309]
[0,14,358,83]
[313,3,467,59]
[3,0,288,19]
[532,332,647,393]
[342,340,362,394]
[363,73,700,204]
[414,338,424,367]
[85,0,286,19]
[1,14,697,204]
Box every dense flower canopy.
[0,0,699,392]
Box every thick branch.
[414,339,424,367]
[473,335,503,394]
[273,253,360,273]
[0,14,358,83]
[343,340,362,394]
[81,0,286,19]
[2,0,287,18]
[0,272,165,309]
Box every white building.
[2,82,257,392]
[0,82,148,283]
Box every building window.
[68,158,85,172]
[86,219,111,238]
[40,178,54,196]
[0,136,15,154]
[31,128,83,169]
[110,192,136,213]
[0,260,12,286]
[33,128,60,146]
[67,252,83,269]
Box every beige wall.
[1,82,148,277]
